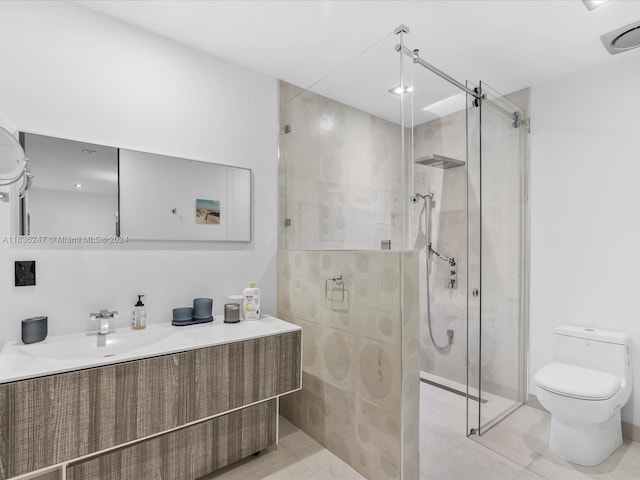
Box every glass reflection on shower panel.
[278,33,405,252]
[477,81,528,434]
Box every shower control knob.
[472,288,479,298]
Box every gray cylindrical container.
[193,298,213,319]
[21,316,48,344]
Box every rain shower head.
[415,154,464,169]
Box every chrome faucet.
[90,309,118,335]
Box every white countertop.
[0,315,301,384]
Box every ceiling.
[24,133,118,194]
[74,0,640,123]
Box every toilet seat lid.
[535,362,621,400]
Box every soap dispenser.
[132,295,147,330]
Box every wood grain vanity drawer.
[66,399,277,480]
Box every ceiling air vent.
[601,20,640,55]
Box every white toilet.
[534,325,632,466]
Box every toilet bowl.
[534,325,632,466]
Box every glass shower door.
[467,81,528,435]
[466,80,481,436]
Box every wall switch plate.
[15,261,36,286]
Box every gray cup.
[224,303,240,323]
[22,316,48,344]
[193,298,213,319]
[173,307,193,321]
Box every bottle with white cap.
[242,282,260,321]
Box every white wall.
[0,1,277,343]
[530,50,640,425]
[28,188,117,236]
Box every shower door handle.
[472,288,479,298]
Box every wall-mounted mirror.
[18,132,252,242]
[20,133,118,236]
[119,149,251,241]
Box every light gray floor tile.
[471,406,550,468]
[420,382,467,435]
[419,381,639,480]
[259,459,321,480]
[237,456,321,480]
[420,386,640,480]
[421,420,526,480]
[206,415,360,480]
[612,440,640,478]
[514,468,544,479]
[278,415,299,437]
[293,444,367,480]
[526,440,640,480]
[278,416,320,454]
[206,446,295,480]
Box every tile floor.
[204,416,366,480]
[205,385,640,480]
[420,382,640,480]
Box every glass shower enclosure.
[398,33,529,439]
[277,24,529,479]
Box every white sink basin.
[19,327,174,361]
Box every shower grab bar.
[325,274,345,302]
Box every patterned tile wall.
[278,81,403,251]
[278,251,419,479]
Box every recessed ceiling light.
[388,85,414,95]
[82,149,96,154]
[582,0,611,11]
[74,183,84,188]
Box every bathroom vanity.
[0,317,301,480]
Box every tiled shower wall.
[278,81,403,251]
[412,110,468,386]
[277,251,419,480]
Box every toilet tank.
[552,325,632,382]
